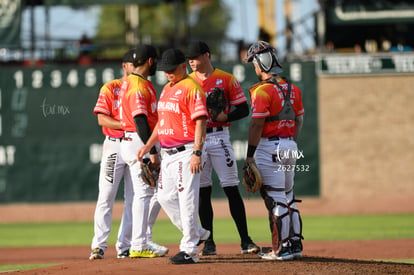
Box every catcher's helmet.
[244,41,283,75]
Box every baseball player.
[119,45,167,258]
[244,41,304,261]
[89,56,134,260]
[137,48,210,264]
[186,41,260,256]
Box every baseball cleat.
[168,251,199,264]
[199,240,217,256]
[117,250,130,258]
[258,247,294,261]
[89,248,104,260]
[129,248,159,258]
[241,238,260,254]
[290,239,303,259]
[148,241,169,257]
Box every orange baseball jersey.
[189,68,247,128]
[93,79,124,138]
[120,74,158,132]
[157,76,208,148]
[249,78,304,138]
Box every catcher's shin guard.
[270,205,290,254]
[260,188,290,252]
[287,193,304,241]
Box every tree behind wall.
[93,0,229,58]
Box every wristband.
[192,150,202,156]
[246,145,257,158]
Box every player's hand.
[214,111,228,122]
[190,154,202,174]
[245,157,254,164]
[137,146,149,162]
[149,154,160,171]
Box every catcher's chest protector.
[265,78,296,122]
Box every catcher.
[244,41,304,261]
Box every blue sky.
[21,0,319,60]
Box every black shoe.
[168,251,199,264]
[117,250,130,258]
[241,238,260,254]
[290,239,303,259]
[199,240,217,256]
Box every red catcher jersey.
[157,76,208,148]
[120,74,158,132]
[249,77,304,138]
[189,68,247,128]
[93,79,124,138]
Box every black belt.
[267,136,294,141]
[122,131,135,141]
[206,126,223,133]
[164,145,186,156]
[107,136,122,142]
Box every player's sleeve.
[228,75,247,106]
[292,85,304,116]
[251,88,271,119]
[131,87,150,117]
[189,87,208,120]
[93,85,113,116]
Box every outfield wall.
[317,53,414,199]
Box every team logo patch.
[178,161,184,192]
[220,139,234,167]
[105,153,117,184]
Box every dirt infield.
[1,240,414,274]
[1,196,414,274]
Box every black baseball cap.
[122,45,157,66]
[186,40,210,58]
[157,48,186,71]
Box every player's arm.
[97,113,122,130]
[246,117,265,163]
[191,116,207,174]
[294,115,304,142]
[134,114,160,167]
[134,114,157,155]
[228,101,249,121]
[215,101,249,122]
[137,122,159,162]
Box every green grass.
[302,214,414,241]
[0,214,413,247]
[0,264,57,273]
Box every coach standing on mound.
[186,40,260,256]
[137,48,210,264]
[244,41,304,261]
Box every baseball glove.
[206,88,226,121]
[140,162,159,188]
[242,161,263,193]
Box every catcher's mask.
[244,41,283,75]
